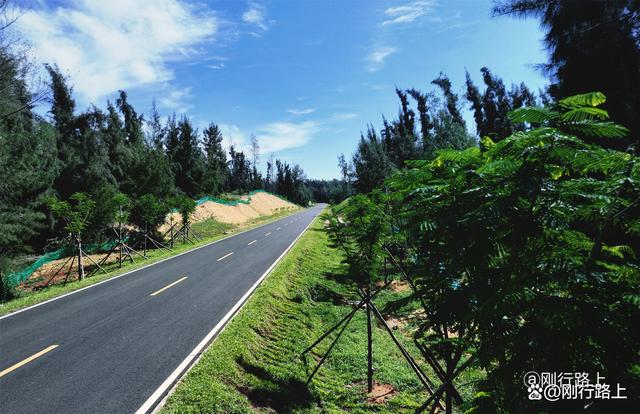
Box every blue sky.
[18,0,548,179]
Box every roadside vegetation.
[161,215,476,414]
[0,207,298,316]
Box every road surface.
[0,204,325,413]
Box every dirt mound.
[161,192,298,231]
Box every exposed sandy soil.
[20,192,296,291]
[22,252,123,290]
[367,382,397,404]
[160,192,297,232]
[375,279,411,293]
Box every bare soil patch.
[367,381,397,404]
[160,192,297,232]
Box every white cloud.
[242,2,269,32]
[287,108,316,115]
[258,121,319,153]
[158,85,192,113]
[17,0,217,104]
[208,62,225,69]
[219,120,319,154]
[366,46,397,72]
[382,0,437,26]
[332,112,358,121]
[219,123,248,150]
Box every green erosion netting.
[3,238,125,288]
[195,189,290,207]
[4,191,292,288]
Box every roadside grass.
[0,208,299,317]
[161,215,478,414]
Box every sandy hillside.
[162,192,298,230]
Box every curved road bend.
[0,204,325,414]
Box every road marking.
[150,277,188,296]
[247,240,257,246]
[0,209,310,321]
[217,252,234,261]
[284,223,288,226]
[136,211,321,414]
[0,345,59,378]
[265,232,271,236]
[276,227,281,230]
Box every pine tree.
[146,100,165,150]
[352,126,393,193]
[202,122,228,195]
[116,90,144,147]
[432,73,465,127]
[173,116,204,197]
[493,0,640,148]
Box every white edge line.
[0,209,310,321]
[140,208,322,414]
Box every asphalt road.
[0,204,325,414]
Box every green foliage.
[173,195,196,227]
[130,194,169,233]
[384,93,639,413]
[110,192,130,225]
[202,123,228,195]
[508,90,630,140]
[46,193,95,235]
[493,0,640,147]
[324,192,388,287]
[337,93,639,412]
[348,73,477,193]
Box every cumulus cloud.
[366,46,397,72]
[382,0,437,26]
[17,0,217,106]
[287,108,316,115]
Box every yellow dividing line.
[265,232,271,236]
[0,345,59,378]
[217,252,234,261]
[150,276,188,296]
[248,240,257,246]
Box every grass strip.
[0,208,300,317]
[160,215,441,414]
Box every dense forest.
[0,8,325,285]
[327,1,640,413]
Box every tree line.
[0,44,314,284]
[327,92,639,413]
[327,1,640,412]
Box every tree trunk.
[118,223,123,268]
[144,224,148,257]
[445,360,453,414]
[366,289,373,393]
[77,234,85,281]
[170,223,174,248]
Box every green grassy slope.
[161,215,439,414]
